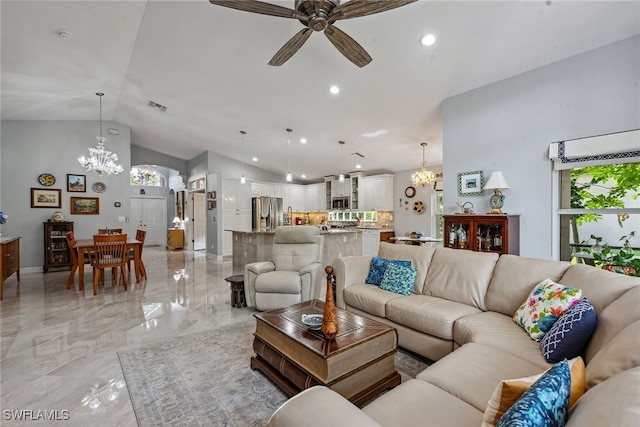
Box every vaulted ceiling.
[2,1,639,181]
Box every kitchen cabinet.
[222,179,252,256]
[167,229,184,250]
[362,229,396,256]
[1,237,20,300]
[360,174,394,211]
[43,221,74,272]
[443,214,520,255]
[305,183,325,212]
[331,179,350,198]
[350,173,362,210]
[251,182,275,197]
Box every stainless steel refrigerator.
[252,196,284,231]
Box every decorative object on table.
[52,211,65,222]
[92,182,106,193]
[411,142,436,188]
[301,314,323,330]
[208,0,417,68]
[483,171,510,214]
[456,201,475,214]
[66,174,86,192]
[31,188,62,208]
[38,173,56,186]
[70,196,100,215]
[78,93,124,177]
[413,200,425,214]
[172,216,182,228]
[458,170,484,196]
[321,266,339,340]
[404,186,416,198]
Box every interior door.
[130,197,167,246]
[192,191,206,250]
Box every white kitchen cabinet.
[251,182,275,197]
[362,229,380,256]
[331,179,350,198]
[290,185,306,211]
[305,183,325,211]
[222,179,252,256]
[360,174,394,211]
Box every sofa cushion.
[255,270,302,293]
[379,263,417,296]
[362,379,483,426]
[566,366,640,427]
[454,312,551,369]
[424,247,499,310]
[378,242,436,294]
[365,257,412,286]
[386,295,481,340]
[585,319,640,389]
[482,357,585,427]
[541,298,597,363]
[513,278,582,341]
[584,285,640,363]
[486,255,571,316]
[343,284,402,317]
[496,359,571,427]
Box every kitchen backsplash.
[286,211,394,229]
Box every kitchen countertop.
[226,228,364,235]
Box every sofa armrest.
[244,261,275,307]
[333,256,373,309]
[299,262,324,301]
[267,386,382,427]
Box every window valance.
[549,129,640,170]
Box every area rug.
[118,319,430,427]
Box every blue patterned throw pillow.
[379,263,417,296]
[541,298,597,363]
[497,359,571,427]
[365,257,412,286]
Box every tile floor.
[0,247,254,426]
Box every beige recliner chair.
[244,226,325,311]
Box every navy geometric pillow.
[497,359,571,427]
[365,257,412,286]
[541,298,597,363]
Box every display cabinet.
[43,221,74,272]
[1,236,21,300]
[443,215,520,255]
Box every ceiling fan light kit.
[209,0,417,67]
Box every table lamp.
[172,216,182,228]
[483,171,510,214]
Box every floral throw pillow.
[513,279,582,341]
[379,263,417,296]
[365,257,412,286]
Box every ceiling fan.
[209,0,417,67]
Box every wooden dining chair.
[89,234,128,295]
[127,229,147,277]
[66,231,93,289]
[97,228,123,234]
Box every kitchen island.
[228,228,362,268]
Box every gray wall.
[393,167,443,238]
[1,120,131,269]
[442,35,640,259]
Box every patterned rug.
[118,319,430,426]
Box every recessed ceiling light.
[355,164,362,169]
[300,138,307,144]
[419,33,436,47]
[252,157,258,162]
[329,85,340,95]
[301,174,307,178]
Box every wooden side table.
[224,274,246,308]
[167,228,184,250]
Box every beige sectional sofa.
[267,242,640,426]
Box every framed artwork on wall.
[70,197,100,214]
[31,188,62,208]
[67,174,86,192]
[458,171,485,196]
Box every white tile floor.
[0,247,255,426]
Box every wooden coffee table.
[251,299,400,407]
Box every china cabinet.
[43,221,74,272]
[443,215,520,255]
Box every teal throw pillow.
[379,263,417,296]
[496,359,571,427]
[365,257,412,286]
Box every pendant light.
[78,93,124,177]
[286,128,293,182]
[338,140,345,182]
[411,142,435,187]
[240,130,247,184]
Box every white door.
[192,192,206,251]
[130,197,167,246]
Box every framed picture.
[458,171,485,196]
[208,191,216,200]
[208,200,216,210]
[31,188,62,208]
[70,197,100,214]
[67,174,86,192]
[176,190,185,220]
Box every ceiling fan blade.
[324,25,372,68]
[269,28,313,66]
[209,0,308,21]
[329,0,416,21]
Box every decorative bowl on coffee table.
[301,314,323,330]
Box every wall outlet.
[118,216,125,222]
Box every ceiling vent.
[352,152,365,158]
[148,100,167,112]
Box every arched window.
[130,165,166,187]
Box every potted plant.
[590,232,639,276]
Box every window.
[130,166,166,187]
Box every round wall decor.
[92,182,106,193]
[405,186,416,198]
[38,173,56,186]
[413,200,425,214]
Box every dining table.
[68,237,146,290]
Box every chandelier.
[78,93,124,177]
[411,142,435,187]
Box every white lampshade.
[172,216,181,227]
[483,171,510,190]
